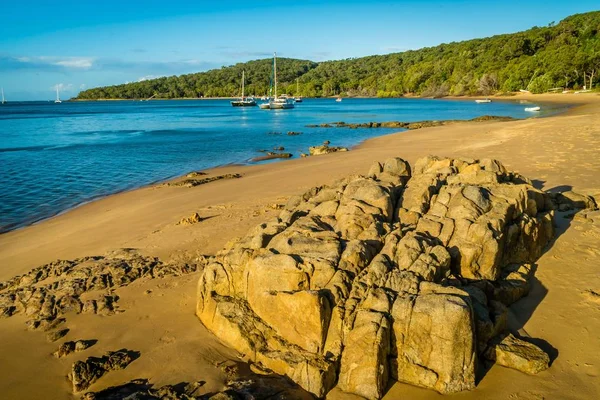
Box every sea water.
[0,98,563,233]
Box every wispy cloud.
[52,57,94,68]
[51,83,74,91]
[0,55,95,71]
[138,74,164,82]
[79,84,86,89]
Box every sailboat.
[294,78,303,103]
[55,86,62,104]
[260,53,294,110]
[1,87,5,105]
[231,70,256,107]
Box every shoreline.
[0,94,578,236]
[1,92,600,399]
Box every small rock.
[178,212,203,225]
[486,334,550,374]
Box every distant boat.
[336,97,342,102]
[1,87,5,104]
[55,86,62,104]
[525,106,541,112]
[260,53,294,110]
[231,70,256,107]
[475,99,491,103]
[294,78,303,103]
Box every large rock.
[195,156,556,399]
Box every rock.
[308,145,349,156]
[69,349,138,392]
[287,131,302,136]
[392,286,476,394]
[0,249,198,328]
[195,155,556,398]
[178,212,202,225]
[169,173,242,188]
[47,328,69,342]
[553,191,598,210]
[338,311,391,399]
[54,339,97,358]
[485,334,550,374]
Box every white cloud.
[51,83,74,91]
[53,58,94,69]
[137,74,164,82]
[15,56,94,69]
[79,84,86,90]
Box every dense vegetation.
[77,11,600,100]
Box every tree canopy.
[77,11,600,100]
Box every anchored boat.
[231,70,256,107]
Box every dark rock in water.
[273,146,285,151]
[287,131,303,136]
[69,349,139,393]
[47,328,69,342]
[306,116,517,130]
[267,131,282,135]
[251,153,293,162]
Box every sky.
[1,0,598,100]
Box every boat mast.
[242,70,245,100]
[274,52,277,98]
[1,87,4,104]
[56,86,60,102]
[296,78,299,96]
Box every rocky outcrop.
[178,212,203,225]
[0,249,198,328]
[196,155,556,398]
[168,173,242,188]
[308,145,349,156]
[306,116,516,130]
[69,349,138,392]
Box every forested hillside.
[77,11,600,100]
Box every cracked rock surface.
[197,156,558,398]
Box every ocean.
[0,98,562,233]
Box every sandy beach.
[1,93,600,399]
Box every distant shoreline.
[70,92,599,102]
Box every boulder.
[485,334,550,374]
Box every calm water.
[0,98,562,233]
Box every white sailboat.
[261,53,294,110]
[55,86,62,104]
[231,70,256,107]
[294,78,302,103]
[1,87,5,104]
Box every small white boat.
[475,99,491,103]
[525,106,541,112]
[55,86,62,104]
[1,87,5,104]
[335,97,342,102]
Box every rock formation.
[0,249,197,328]
[69,349,138,392]
[308,144,349,156]
[196,155,560,398]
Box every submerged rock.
[196,155,556,398]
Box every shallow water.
[0,98,562,233]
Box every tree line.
[77,11,600,100]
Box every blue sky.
[1,0,598,100]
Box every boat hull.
[259,103,271,109]
[231,100,257,107]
